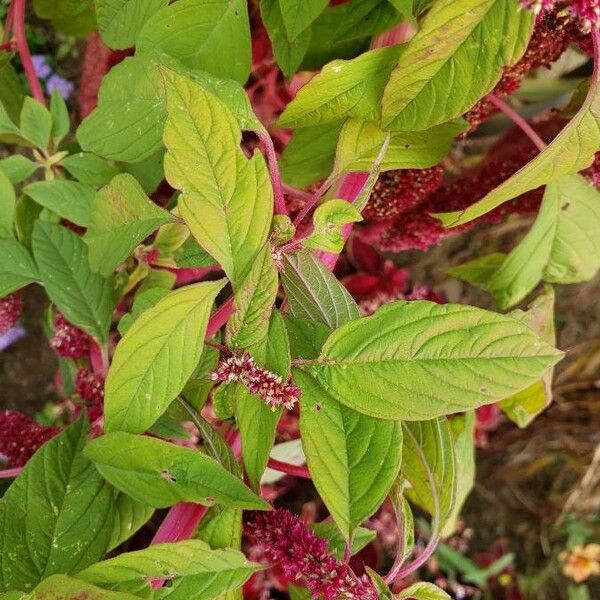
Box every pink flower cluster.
[362,116,565,252]
[75,368,105,421]
[364,166,444,221]
[50,313,90,359]
[211,353,301,410]
[0,294,23,336]
[467,7,580,127]
[0,411,59,468]
[245,509,377,600]
[521,0,600,32]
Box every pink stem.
[293,175,335,227]
[389,535,440,582]
[171,265,221,286]
[315,173,368,270]
[266,458,311,479]
[0,467,23,478]
[205,296,234,338]
[282,182,313,202]
[2,1,14,44]
[487,94,547,152]
[258,129,287,215]
[150,503,209,549]
[12,0,46,106]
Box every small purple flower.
[45,74,75,100]
[31,55,52,80]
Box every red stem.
[0,467,23,478]
[12,0,46,106]
[487,94,546,152]
[292,175,335,227]
[266,458,311,479]
[391,535,440,581]
[0,42,15,52]
[258,129,287,215]
[2,1,14,44]
[205,295,234,338]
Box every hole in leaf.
[161,470,177,483]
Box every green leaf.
[177,399,240,475]
[441,412,475,536]
[366,568,394,599]
[296,369,402,540]
[304,198,362,253]
[19,98,52,149]
[396,582,451,600]
[0,100,21,140]
[173,237,217,269]
[389,480,415,567]
[0,169,15,238]
[84,173,175,276]
[77,540,260,598]
[278,0,328,40]
[288,585,312,600]
[280,121,343,188]
[25,575,139,599]
[25,180,95,227]
[436,53,600,226]
[0,418,114,592]
[281,250,360,329]
[261,0,312,78]
[0,239,38,295]
[196,505,242,551]
[284,314,331,359]
[447,253,506,290]
[0,55,24,126]
[278,45,404,128]
[84,432,269,510]
[117,287,170,336]
[235,311,290,491]
[302,300,562,420]
[104,279,225,433]
[226,247,279,356]
[181,344,220,411]
[61,152,121,187]
[485,175,600,308]
[107,493,154,552]
[49,88,70,144]
[265,310,291,377]
[402,418,456,528]
[310,523,376,559]
[270,214,296,245]
[138,0,251,84]
[34,0,92,20]
[302,0,401,70]
[77,56,165,162]
[333,118,465,175]
[0,155,38,184]
[162,69,272,288]
[381,0,533,131]
[96,0,169,50]
[14,196,41,250]
[32,221,115,341]
[499,287,556,427]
